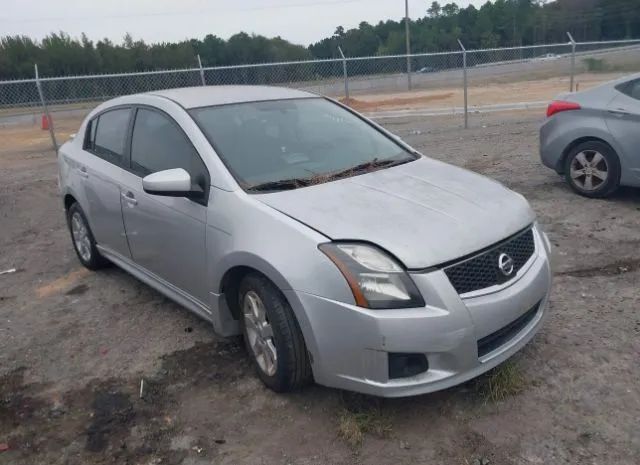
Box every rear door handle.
[78,166,89,178]
[121,191,138,206]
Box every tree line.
[310,0,640,58]
[1,0,638,80]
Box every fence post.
[34,64,58,153]
[197,54,206,86]
[567,32,576,92]
[405,0,412,91]
[338,46,350,102]
[458,39,468,129]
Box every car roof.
[604,72,640,86]
[565,72,640,103]
[147,85,317,109]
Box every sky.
[1,0,485,46]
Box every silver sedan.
[540,73,640,197]
[58,86,552,397]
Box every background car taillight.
[546,100,581,118]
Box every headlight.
[319,243,425,309]
[534,221,552,253]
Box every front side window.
[130,108,208,191]
[86,108,131,163]
[190,98,417,192]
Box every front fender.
[211,251,319,347]
[214,250,294,294]
[206,189,355,339]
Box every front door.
[119,107,211,306]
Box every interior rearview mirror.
[142,168,193,197]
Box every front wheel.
[238,273,312,392]
[564,141,620,198]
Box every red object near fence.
[41,114,51,130]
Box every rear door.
[118,107,210,305]
[606,79,640,177]
[81,107,132,259]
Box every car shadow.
[609,185,640,203]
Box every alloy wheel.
[71,212,92,262]
[243,290,278,376]
[569,150,609,192]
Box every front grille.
[477,302,540,358]
[443,228,535,295]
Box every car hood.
[256,157,536,269]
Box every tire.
[563,141,620,198]
[66,202,109,270]
[238,273,312,392]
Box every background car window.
[130,108,208,190]
[91,109,130,162]
[627,80,640,100]
[617,79,640,101]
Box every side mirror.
[142,168,194,197]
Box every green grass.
[475,359,527,403]
[583,57,608,72]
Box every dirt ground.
[343,72,626,113]
[1,109,640,465]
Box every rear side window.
[616,79,640,101]
[130,108,208,190]
[85,108,131,164]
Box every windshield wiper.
[246,157,413,192]
[325,156,412,182]
[246,178,311,192]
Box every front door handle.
[608,108,631,117]
[121,191,138,206]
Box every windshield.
[190,98,417,192]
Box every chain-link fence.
[1,37,639,151]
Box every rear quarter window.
[84,108,131,164]
[84,119,98,149]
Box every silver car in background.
[540,73,640,197]
[58,86,552,397]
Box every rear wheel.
[238,273,312,392]
[66,203,109,270]
[564,141,620,198]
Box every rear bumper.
[286,226,552,397]
[540,117,568,173]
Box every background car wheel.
[238,273,312,392]
[66,202,109,270]
[564,141,620,198]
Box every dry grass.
[337,407,392,448]
[475,359,527,403]
[341,92,456,111]
[35,268,90,298]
